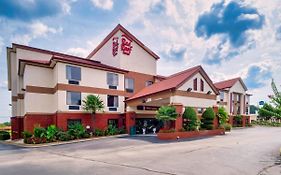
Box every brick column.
[172,104,184,131]
[125,111,136,134]
[213,106,219,128]
[242,115,246,127]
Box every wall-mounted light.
[21,88,26,91]
[142,99,146,103]
[187,88,192,92]
[9,104,12,106]
[207,91,211,95]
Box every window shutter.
[200,79,204,92]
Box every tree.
[156,106,178,129]
[258,79,281,120]
[183,107,200,131]
[217,107,228,125]
[201,107,215,130]
[83,95,104,114]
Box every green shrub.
[94,128,104,136]
[46,125,59,142]
[0,131,10,140]
[22,131,32,143]
[34,126,46,138]
[183,107,200,131]
[221,123,232,131]
[117,127,126,134]
[67,123,86,139]
[217,107,229,125]
[57,131,72,141]
[201,107,215,130]
[233,115,242,127]
[106,124,118,135]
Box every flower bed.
[157,128,225,140]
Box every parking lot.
[0,127,281,175]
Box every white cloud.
[10,22,63,45]
[90,0,114,10]
[66,47,89,57]
[0,81,8,89]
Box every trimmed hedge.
[201,107,215,130]
[0,131,10,140]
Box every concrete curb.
[0,134,129,148]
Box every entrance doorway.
[135,118,162,134]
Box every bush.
[94,128,104,136]
[106,124,118,135]
[233,115,242,127]
[67,123,86,139]
[46,125,59,142]
[183,107,200,131]
[34,126,46,138]
[217,107,229,125]
[117,127,126,134]
[57,131,72,141]
[0,131,10,140]
[221,123,232,132]
[22,131,32,143]
[201,107,215,130]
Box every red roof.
[214,77,247,91]
[86,24,160,60]
[127,65,219,101]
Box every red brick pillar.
[228,115,233,126]
[125,111,136,134]
[11,116,24,140]
[213,106,219,128]
[172,104,184,131]
[242,115,246,127]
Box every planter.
[157,129,225,140]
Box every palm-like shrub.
[183,107,200,131]
[217,107,229,125]
[83,95,104,114]
[67,123,86,139]
[156,106,178,129]
[46,125,59,142]
[201,107,215,130]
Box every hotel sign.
[112,34,133,56]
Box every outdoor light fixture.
[207,91,211,94]
[142,99,147,103]
[21,88,26,91]
[187,88,192,92]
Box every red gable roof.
[86,24,160,60]
[127,65,219,101]
[214,77,247,91]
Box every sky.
[0,0,280,122]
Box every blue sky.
[0,0,281,122]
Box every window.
[200,79,204,92]
[197,108,203,114]
[67,119,81,129]
[125,78,134,93]
[66,65,81,83]
[145,81,153,86]
[67,91,81,106]
[193,78,197,91]
[107,73,118,89]
[107,95,118,111]
[219,91,224,101]
[108,119,118,128]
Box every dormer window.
[193,78,197,91]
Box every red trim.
[193,78,197,91]
[86,24,160,60]
[230,93,233,114]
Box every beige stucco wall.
[171,96,216,108]
[229,81,246,94]
[23,65,55,88]
[178,72,215,94]
[56,62,125,90]
[57,91,124,113]
[24,93,57,114]
[90,30,157,75]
